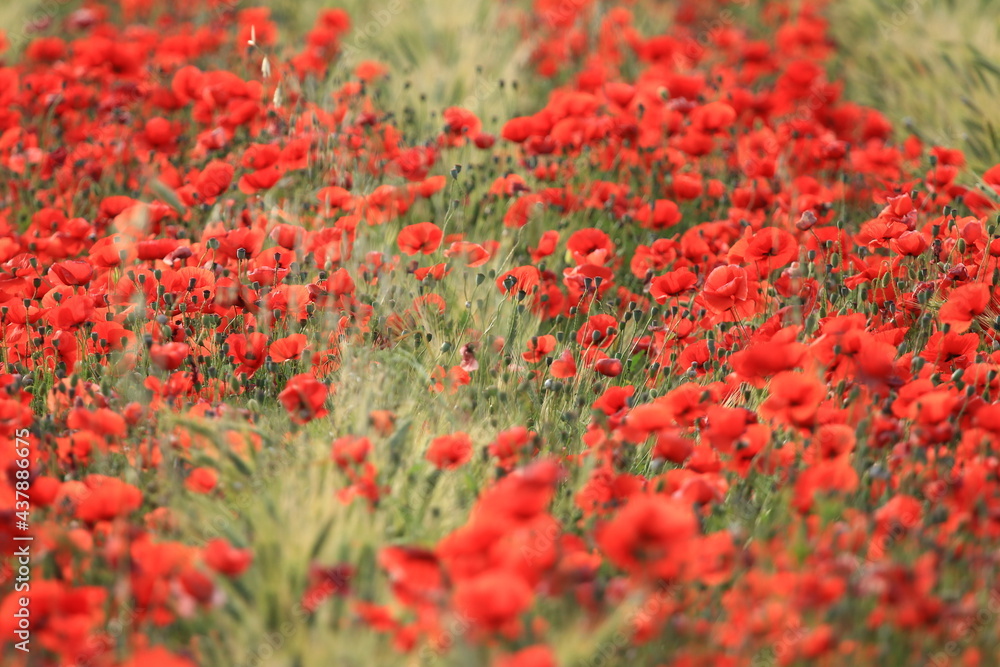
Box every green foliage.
[829,0,1000,173]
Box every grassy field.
[5,0,994,169]
[3,0,1000,665]
[829,0,1000,173]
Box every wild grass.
[266,0,531,115]
[4,0,1000,664]
[829,0,1000,173]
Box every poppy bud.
[595,358,623,377]
[796,210,817,231]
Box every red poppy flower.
[75,475,143,523]
[203,538,253,577]
[138,238,183,260]
[227,332,269,377]
[216,227,265,261]
[636,199,682,230]
[793,455,858,513]
[576,314,618,348]
[595,357,623,377]
[650,269,698,303]
[270,333,308,362]
[496,266,542,296]
[529,231,560,263]
[891,230,929,256]
[89,235,137,268]
[504,193,546,228]
[597,493,699,575]
[523,335,557,363]
[759,371,826,429]
[278,373,330,424]
[701,264,758,317]
[652,429,694,464]
[445,241,492,267]
[397,222,443,255]
[744,227,798,273]
[443,107,482,142]
[691,101,737,133]
[332,435,372,467]
[48,260,94,286]
[302,563,354,612]
[567,228,615,265]
[502,114,548,143]
[549,350,577,378]
[812,424,856,458]
[496,645,556,667]
[453,570,533,634]
[426,432,474,470]
[194,160,235,202]
[185,467,218,494]
[378,546,443,606]
[488,427,538,469]
[150,342,190,371]
[939,283,991,333]
[238,166,283,194]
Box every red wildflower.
[194,160,235,202]
[523,335,557,363]
[744,227,798,273]
[759,371,826,429]
[426,432,474,470]
[149,342,190,371]
[378,547,443,606]
[488,427,538,469]
[939,283,991,333]
[278,374,330,424]
[650,269,698,303]
[228,332,269,377]
[701,264,759,318]
[597,493,699,576]
[185,467,218,494]
[270,334,308,362]
[397,222,443,255]
[576,314,618,348]
[73,475,142,523]
[453,571,534,634]
[495,645,557,667]
[332,435,372,467]
[496,266,542,296]
[595,357,623,377]
[203,538,253,577]
[549,350,578,378]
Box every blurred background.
[827,0,1000,173]
[2,0,997,168]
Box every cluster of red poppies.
[3,0,1000,664]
